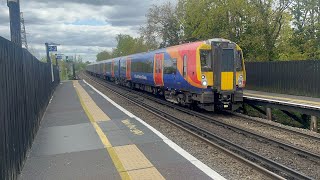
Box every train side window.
[183,55,187,77]
[164,58,177,74]
[172,58,177,73]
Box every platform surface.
[244,90,320,109]
[19,80,224,180]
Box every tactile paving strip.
[128,167,165,180]
[114,145,153,171]
[73,81,110,122]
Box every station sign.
[48,46,57,52]
[55,54,63,60]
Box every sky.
[0,0,172,61]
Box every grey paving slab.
[19,149,120,180]
[157,162,211,180]
[104,129,133,147]
[41,81,88,127]
[29,123,104,156]
[41,110,88,128]
[113,118,163,145]
[46,82,83,113]
[97,121,121,132]
[79,80,130,120]
[137,141,188,167]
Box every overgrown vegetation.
[243,104,320,130]
[97,0,320,62]
[50,55,89,80]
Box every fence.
[245,60,320,97]
[0,36,60,180]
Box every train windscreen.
[236,50,243,71]
[200,50,212,72]
[221,49,234,72]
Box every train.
[86,38,246,111]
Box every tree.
[140,2,182,48]
[96,50,113,61]
[96,34,150,59]
[291,0,320,59]
[177,0,294,61]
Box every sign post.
[45,42,59,82]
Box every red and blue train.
[86,38,246,111]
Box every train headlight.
[202,80,208,86]
[201,75,206,79]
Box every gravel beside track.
[214,112,320,154]
[80,74,271,180]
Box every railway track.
[229,111,320,141]
[81,72,315,180]
[83,73,320,162]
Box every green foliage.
[113,34,149,57]
[95,0,319,62]
[96,34,150,60]
[290,0,320,60]
[138,0,319,61]
[140,2,182,48]
[96,51,113,61]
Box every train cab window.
[200,50,212,72]
[236,50,243,71]
[183,55,187,77]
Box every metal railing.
[0,36,60,180]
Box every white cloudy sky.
[0,0,173,61]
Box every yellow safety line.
[244,92,320,106]
[73,81,131,180]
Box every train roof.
[90,38,236,65]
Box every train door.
[126,58,131,80]
[212,43,235,91]
[154,53,164,86]
[179,52,189,90]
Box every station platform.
[19,80,224,180]
[244,90,320,110]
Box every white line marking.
[83,80,226,180]
[244,96,320,110]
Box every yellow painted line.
[73,81,110,121]
[244,92,320,106]
[73,80,164,180]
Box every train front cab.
[198,39,246,111]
